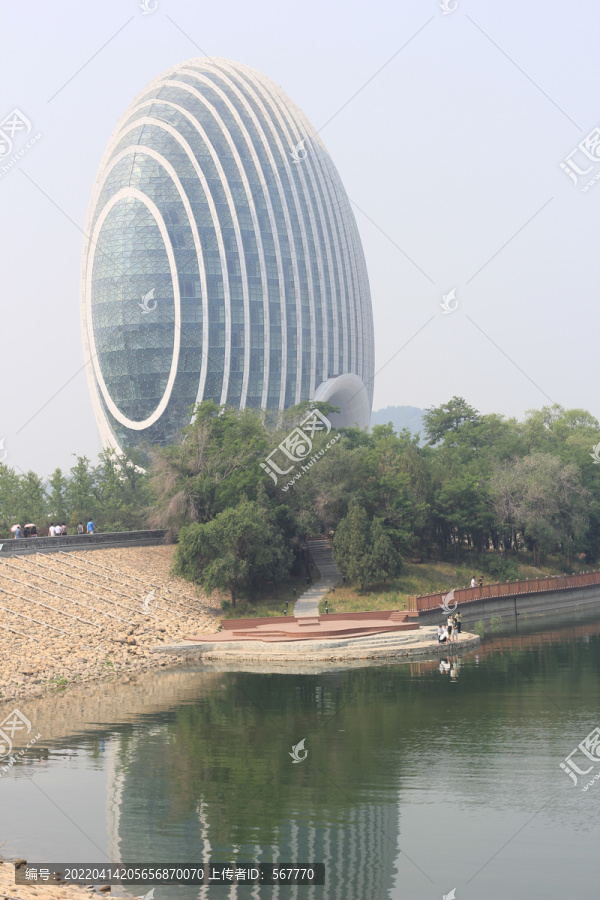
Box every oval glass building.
[81,57,375,452]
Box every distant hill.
[370,405,425,438]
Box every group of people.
[12,519,95,538]
[438,611,462,644]
[48,520,95,536]
[12,524,37,538]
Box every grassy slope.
[318,554,569,615]
[217,552,574,619]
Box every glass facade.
[81,57,375,452]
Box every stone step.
[182,625,434,653]
[293,540,342,617]
[170,633,480,661]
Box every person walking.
[48,523,55,537]
[470,576,476,588]
[87,518,95,535]
[77,522,84,535]
[61,523,67,535]
[478,575,483,589]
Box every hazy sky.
[1,0,599,477]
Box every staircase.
[293,538,342,617]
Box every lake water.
[2,618,600,899]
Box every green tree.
[489,453,590,566]
[47,468,68,524]
[173,499,293,606]
[423,396,480,445]
[66,455,96,523]
[0,464,23,533]
[370,518,400,581]
[333,502,400,590]
[361,426,427,558]
[94,450,126,531]
[150,402,270,534]
[18,471,47,526]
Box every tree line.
[152,397,600,602]
[1,397,599,603]
[0,448,149,536]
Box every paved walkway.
[293,538,343,616]
[186,610,416,643]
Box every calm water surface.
[2,620,600,899]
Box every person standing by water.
[454,610,462,634]
[447,614,454,642]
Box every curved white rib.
[97,131,211,415]
[222,62,330,399]
[171,73,270,408]
[209,65,318,402]
[156,81,250,406]
[256,74,347,380]
[325,157,362,378]
[316,151,363,382]
[247,73,339,402]
[85,187,181,430]
[302,128,357,378]
[346,208,374,395]
[181,66,285,410]
[120,102,236,410]
[186,63,296,409]
[187,67,304,407]
[327,153,365,382]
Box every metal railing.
[407,570,600,612]
[0,530,167,555]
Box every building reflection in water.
[105,727,399,899]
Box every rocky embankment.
[0,546,220,704]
